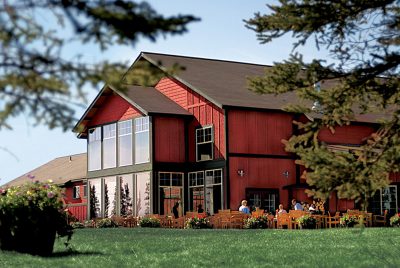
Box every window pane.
[119,174,134,216]
[171,173,183,186]
[136,172,151,217]
[135,117,150,164]
[118,121,132,166]
[103,124,116,169]
[104,177,117,217]
[88,128,101,171]
[89,179,102,218]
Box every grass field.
[1,227,400,267]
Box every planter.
[299,223,316,229]
[0,208,58,256]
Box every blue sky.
[0,1,330,185]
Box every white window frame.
[134,117,150,164]
[118,120,133,167]
[158,172,184,215]
[189,171,205,211]
[195,125,214,162]
[73,186,80,199]
[102,123,117,169]
[379,185,398,214]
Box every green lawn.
[1,228,400,267]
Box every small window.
[196,126,213,162]
[73,186,80,199]
[83,185,88,198]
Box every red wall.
[229,157,296,209]
[64,182,87,222]
[390,173,400,183]
[89,93,143,127]
[156,77,225,161]
[68,205,87,222]
[154,117,186,163]
[318,125,375,144]
[228,110,293,155]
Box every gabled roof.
[3,153,87,188]
[138,52,392,123]
[73,84,191,137]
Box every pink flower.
[47,192,55,198]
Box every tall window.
[103,124,116,169]
[136,172,151,217]
[135,117,150,164]
[371,186,398,215]
[89,179,102,218]
[196,126,213,162]
[189,171,204,212]
[88,127,101,171]
[119,174,134,216]
[104,177,117,217]
[159,172,183,216]
[73,186,80,199]
[118,120,133,166]
[205,169,223,215]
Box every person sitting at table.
[276,204,287,215]
[197,204,204,213]
[239,200,250,214]
[292,199,303,211]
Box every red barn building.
[73,52,398,218]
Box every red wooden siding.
[64,182,87,204]
[89,93,143,127]
[154,117,186,163]
[68,205,87,222]
[229,157,296,210]
[389,172,400,183]
[228,110,293,155]
[318,125,375,145]
[155,77,225,161]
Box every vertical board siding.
[154,117,185,163]
[229,157,296,209]
[89,94,143,127]
[155,77,225,161]
[318,125,375,144]
[228,110,293,155]
[68,205,87,222]
[390,172,400,183]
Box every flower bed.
[390,213,400,227]
[0,181,72,256]
[340,214,359,227]
[243,215,268,229]
[185,216,210,229]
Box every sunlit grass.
[1,228,400,267]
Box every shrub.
[296,215,317,229]
[97,218,118,228]
[340,214,359,227]
[0,181,73,256]
[244,215,268,229]
[390,213,400,227]
[71,221,85,229]
[185,216,210,229]
[139,217,161,228]
[84,219,96,228]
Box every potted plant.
[340,214,359,227]
[390,213,400,227]
[243,215,268,229]
[296,215,317,229]
[139,217,161,228]
[0,181,73,256]
[185,216,210,229]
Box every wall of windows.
[371,185,398,215]
[87,117,150,172]
[159,172,184,217]
[88,172,151,219]
[188,169,223,215]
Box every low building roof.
[3,153,87,188]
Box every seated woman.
[276,204,287,215]
[239,200,250,214]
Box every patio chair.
[277,213,291,229]
[325,212,340,228]
[373,210,388,227]
[230,214,247,229]
[171,217,185,229]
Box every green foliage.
[70,221,85,229]
[340,214,360,227]
[246,1,400,208]
[96,218,118,228]
[0,1,198,130]
[139,217,160,228]
[390,213,400,227]
[296,215,317,229]
[243,215,268,229]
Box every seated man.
[292,199,303,211]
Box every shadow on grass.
[48,249,104,258]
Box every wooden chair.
[111,216,125,227]
[277,213,291,229]
[230,214,247,229]
[171,217,185,229]
[325,212,340,228]
[124,215,138,227]
[219,213,232,229]
[289,210,307,229]
[373,210,388,227]
[267,214,276,229]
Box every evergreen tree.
[0,1,198,130]
[89,185,99,219]
[104,183,109,217]
[246,1,400,209]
